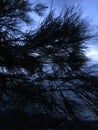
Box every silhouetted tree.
[0,1,97,120]
[0,0,48,112]
[22,8,95,119]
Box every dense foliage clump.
[0,0,98,120]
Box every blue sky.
[45,0,98,25]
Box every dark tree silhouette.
[0,0,48,112]
[0,1,98,122]
[23,8,97,119]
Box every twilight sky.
[33,0,98,63]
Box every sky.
[32,0,98,64]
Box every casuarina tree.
[0,1,97,120]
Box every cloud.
[86,44,98,62]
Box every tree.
[0,0,48,112]
[0,2,97,120]
[22,8,94,118]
